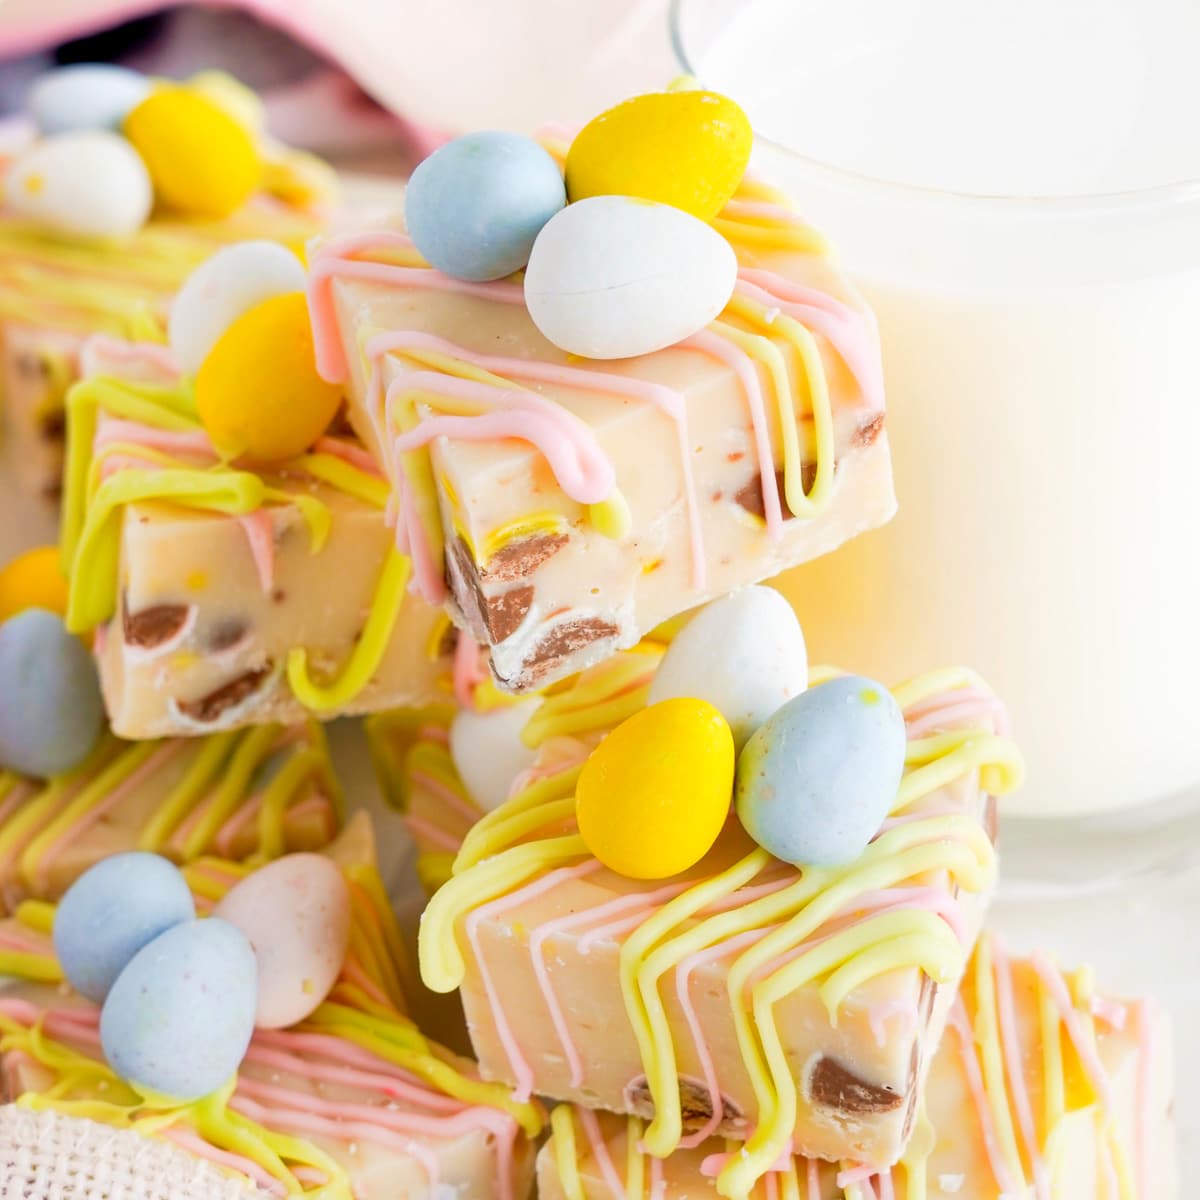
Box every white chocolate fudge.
[539,937,1176,1200]
[60,346,451,737]
[420,668,1024,1190]
[0,721,340,914]
[0,820,541,1200]
[309,176,894,692]
[0,129,330,504]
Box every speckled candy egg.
[0,608,104,778]
[28,65,151,135]
[450,699,540,812]
[54,853,195,1004]
[169,241,306,376]
[100,918,258,1101]
[648,586,808,750]
[213,853,351,1029]
[524,196,737,359]
[406,131,566,281]
[5,131,152,239]
[566,89,752,220]
[735,675,907,868]
[576,698,735,879]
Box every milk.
[688,0,1200,815]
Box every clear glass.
[673,0,1200,867]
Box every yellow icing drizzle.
[59,370,413,715]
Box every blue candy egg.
[0,608,104,778]
[100,918,258,1101]
[734,675,907,867]
[405,131,566,281]
[54,853,195,1003]
[28,65,152,135]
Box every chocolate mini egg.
[195,291,342,463]
[54,853,195,1003]
[0,609,104,778]
[576,698,735,879]
[213,853,351,1029]
[169,241,306,376]
[0,545,69,623]
[28,64,151,135]
[735,675,907,868]
[450,700,540,812]
[648,587,807,750]
[567,89,752,221]
[100,917,258,1101]
[124,85,261,219]
[524,196,737,359]
[406,131,566,281]
[5,131,152,239]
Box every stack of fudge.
[0,66,1177,1200]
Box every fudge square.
[308,177,894,692]
[60,339,451,737]
[419,668,1024,1190]
[538,936,1176,1200]
[0,816,542,1200]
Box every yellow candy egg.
[566,90,752,221]
[0,546,69,624]
[124,86,261,218]
[195,292,342,464]
[576,698,735,879]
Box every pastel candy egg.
[524,196,737,359]
[28,65,152,135]
[0,546,69,623]
[5,131,152,239]
[124,86,261,219]
[406,131,566,281]
[566,89,752,221]
[195,292,342,463]
[735,675,906,868]
[169,241,306,376]
[213,853,351,1029]
[100,917,258,1101]
[449,700,541,812]
[576,698,734,880]
[54,853,195,1003]
[0,609,104,777]
[648,587,807,750]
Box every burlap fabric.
[0,1106,262,1199]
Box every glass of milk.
[674,0,1200,873]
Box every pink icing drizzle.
[464,859,598,1102]
[404,815,463,854]
[407,766,479,826]
[80,334,180,382]
[312,435,386,478]
[990,937,1050,1200]
[680,326,786,539]
[452,632,486,710]
[33,740,188,893]
[947,998,1022,1195]
[364,329,706,592]
[1028,951,1113,1111]
[235,509,276,593]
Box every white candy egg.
[523,196,737,359]
[450,700,541,812]
[28,65,151,135]
[648,586,808,749]
[213,853,350,1030]
[169,241,306,376]
[6,132,152,239]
